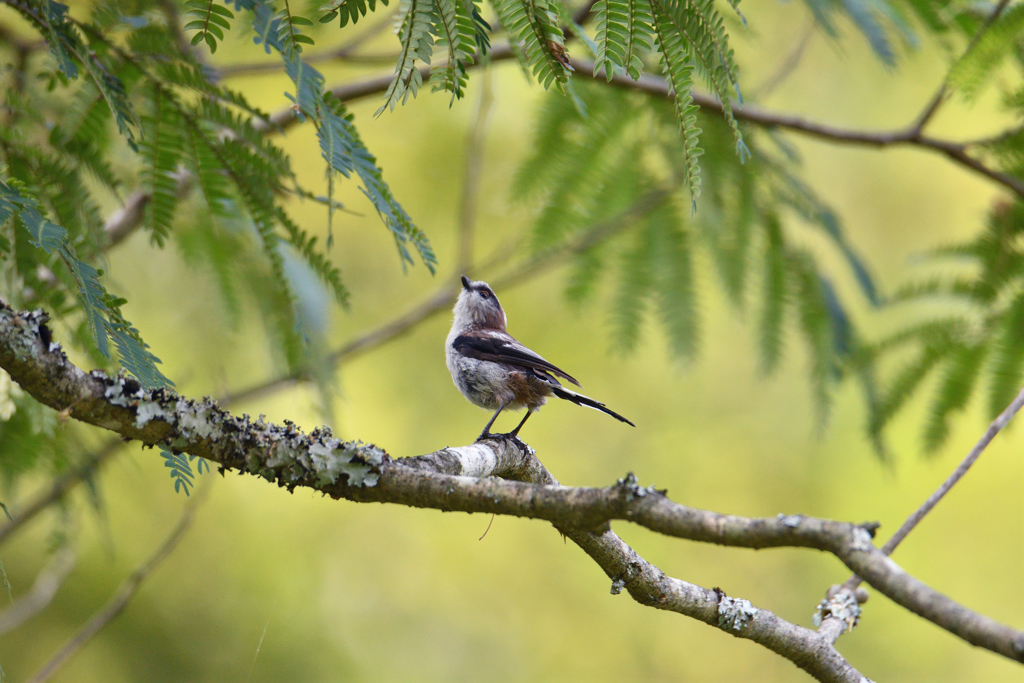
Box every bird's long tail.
[550,386,636,427]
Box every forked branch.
[1,300,1022,677]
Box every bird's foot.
[475,431,527,450]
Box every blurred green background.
[3,2,1024,681]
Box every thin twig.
[751,17,815,100]
[911,0,1013,134]
[0,438,121,545]
[0,544,76,634]
[219,51,399,78]
[847,383,1024,591]
[26,480,211,683]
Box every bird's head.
[453,275,507,330]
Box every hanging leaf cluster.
[513,82,879,421]
[867,200,1024,453]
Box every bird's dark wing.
[452,334,582,387]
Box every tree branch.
[0,543,76,634]
[25,480,209,683]
[0,438,121,545]
[253,42,1024,200]
[2,300,1022,667]
[838,382,1024,600]
[2,188,668,539]
[910,0,1013,134]
[93,4,1024,264]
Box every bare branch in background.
[751,17,816,100]
[0,544,76,634]
[25,480,210,683]
[842,383,1024,601]
[910,0,1013,133]
[0,439,121,545]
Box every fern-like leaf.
[184,0,235,53]
[320,0,391,26]
[430,0,479,101]
[947,4,1024,99]
[491,0,573,91]
[379,0,436,112]
[1,178,171,387]
[612,219,654,352]
[649,199,698,360]
[594,0,655,80]
[759,213,786,374]
[987,288,1024,418]
[139,87,186,246]
[923,344,987,452]
[162,447,195,495]
[649,0,702,205]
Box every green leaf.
[649,199,698,360]
[1,179,171,387]
[947,4,1024,99]
[378,0,436,112]
[649,0,702,205]
[491,0,573,92]
[594,0,656,81]
[923,343,987,452]
[987,288,1024,418]
[759,214,786,374]
[429,0,480,101]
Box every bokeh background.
[3,1,1024,681]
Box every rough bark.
[1,301,1022,678]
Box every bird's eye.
[479,290,490,299]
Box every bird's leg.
[476,403,507,441]
[509,410,532,438]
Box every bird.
[446,275,635,441]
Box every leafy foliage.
[161,447,211,496]
[184,0,235,53]
[594,0,655,81]
[429,0,480,101]
[492,0,572,91]
[0,179,171,388]
[948,3,1024,99]
[800,0,915,66]
[867,201,1024,452]
[379,0,436,111]
[515,83,876,419]
[320,0,391,27]
[592,0,746,204]
[0,0,438,492]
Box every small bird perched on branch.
[446,275,635,441]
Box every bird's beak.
[461,275,471,290]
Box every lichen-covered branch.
[0,300,1022,672]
